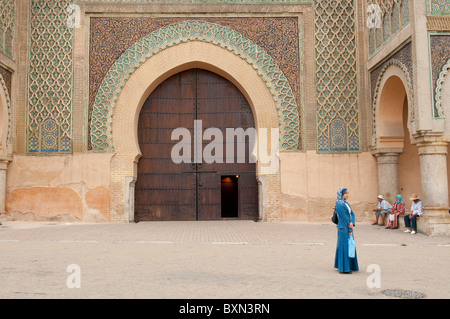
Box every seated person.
[404,194,422,235]
[386,194,406,229]
[372,195,392,226]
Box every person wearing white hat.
[404,194,422,234]
[372,195,392,226]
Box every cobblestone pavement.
[0,220,449,299]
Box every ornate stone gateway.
[134,68,258,221]
[4,0,449,235]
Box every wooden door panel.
[135,70,196,221]
[197,173,221,220]
[196,69,257,220]
[135,69,258,221]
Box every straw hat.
[377,195,384,200]
[409,194,420,201]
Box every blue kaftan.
[334,200,359,273]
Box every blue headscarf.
[396,194,403,204]
[337,187,349,204]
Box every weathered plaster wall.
[280,151,379,223]
[5,154,112,222]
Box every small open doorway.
[221,175,239,218]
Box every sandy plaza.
[0,220,448,300]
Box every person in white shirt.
[404,194,423,235]
[372,195,392,226]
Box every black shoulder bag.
[331,204,338,224]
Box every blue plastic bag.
[348,235,356,258]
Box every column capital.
[370,147,404,156]
[371,148,403,164]
[0,158,11,170]
[414,136,448,156]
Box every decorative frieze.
[427,16,450,31]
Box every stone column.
[0,160,8,213]
[415,136,450,236]
[372,148,403,204]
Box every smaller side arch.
[372,59,415,148]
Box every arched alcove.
[109,41,282,222]
[378,75,406,149]
[372,60,417,205]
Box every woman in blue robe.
[334,187,359,273]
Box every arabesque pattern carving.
[27,0,73,153]
[314,0,359,152]
[90,20,300,152]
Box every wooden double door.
[135,69,258,221]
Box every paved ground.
[0,220,449,299]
